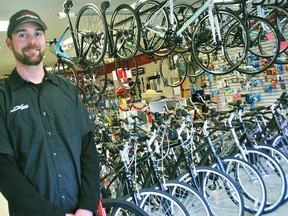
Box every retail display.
[43,0,288,215]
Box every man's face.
[6,22,46,66]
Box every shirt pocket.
[53,110,79,137]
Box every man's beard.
[13,44,45,66]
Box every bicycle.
[99,1,141,90]
[205,103,287,213]
[99,118,190,215]
[221,0,281,74]
[135,0,249,75]
[49,0,108,104]
[251,0,288,64]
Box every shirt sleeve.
[76,89,95,136]
[77,131,100,213]
[0,153,66,216]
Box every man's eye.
[36,32,43,37]
[19,33,27,38]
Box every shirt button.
[53,152,57,156]
[61,195,66,200]
[43,112,46,116]
[48,132,51,135]
[58,174,62,178]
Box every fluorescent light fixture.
[0,21,9,31]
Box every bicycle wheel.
[159,52,187,88]
[125,188,189,216]
[254,144,288,202]
[51,59,79,90]
[191,9,249,75]
[76,3,107,66]
[187,54,207,79]
[160,180,212,216]
[173,4,195,53]
[87,60,107,95]
[178,166,245,216]
[236,15,280,74]
[220,157,266,215]
[115,54,139,90]
[234,148,287,213]
[77,72,102,106]
[135,0,169,55]
[260,5,288,64]
[271,134,288,157]
[101,198,149,216]
[110,4,141,61]
[154,9,179,57]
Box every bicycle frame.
[54,26,75,62]
[54,0,82,64]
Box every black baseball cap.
[7,9,47,37]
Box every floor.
[0,192,288,215]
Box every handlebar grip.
[101,1,110,11]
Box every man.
[0,9,100,216]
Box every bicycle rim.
[51,59,79,90]
[75,3,107,66]
[191,9,249,75]
[126,188,189,216]
[237,16,280,74]
[159,52,187,88]
[101,198,148,216]
[110,4,141,61]
[178,167,245,216]
[163,180,212,216]
[222,157,266,215]
[235,148,286,213]
[135,0,168,54]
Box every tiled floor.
[0,192,287,215]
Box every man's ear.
[6,37,12,50]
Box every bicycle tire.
[186,55,206,78]
[219,157,267,215]
[77,72,102,106]
[271,134,288,156]
[261,5,288,64]
[191,9,249,75]
[154,8,179,57]
[177,166,245,216]
[159,52,187,88]
[236,15,280,74]
[254,144,288,202]
[110,4,141,61]
[115,54,139,90]
[51,59,79,91]
[234,148,287,213]
[134,0,169,55]
[173,4,195,53]
[125,188,190,216]
[87,60,108,95]
[101,198,149,216]
[159,180,212,216]
[75,3,108,66]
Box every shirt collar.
[9,67,60,90]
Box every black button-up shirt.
[0,68,96,214]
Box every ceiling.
[0,0,136,77]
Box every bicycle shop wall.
[100,52,288,112]
[104,54,180,102]
[200,64,288,110]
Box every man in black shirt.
[0,9,100,216]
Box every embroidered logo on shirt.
[10,104,29,113]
